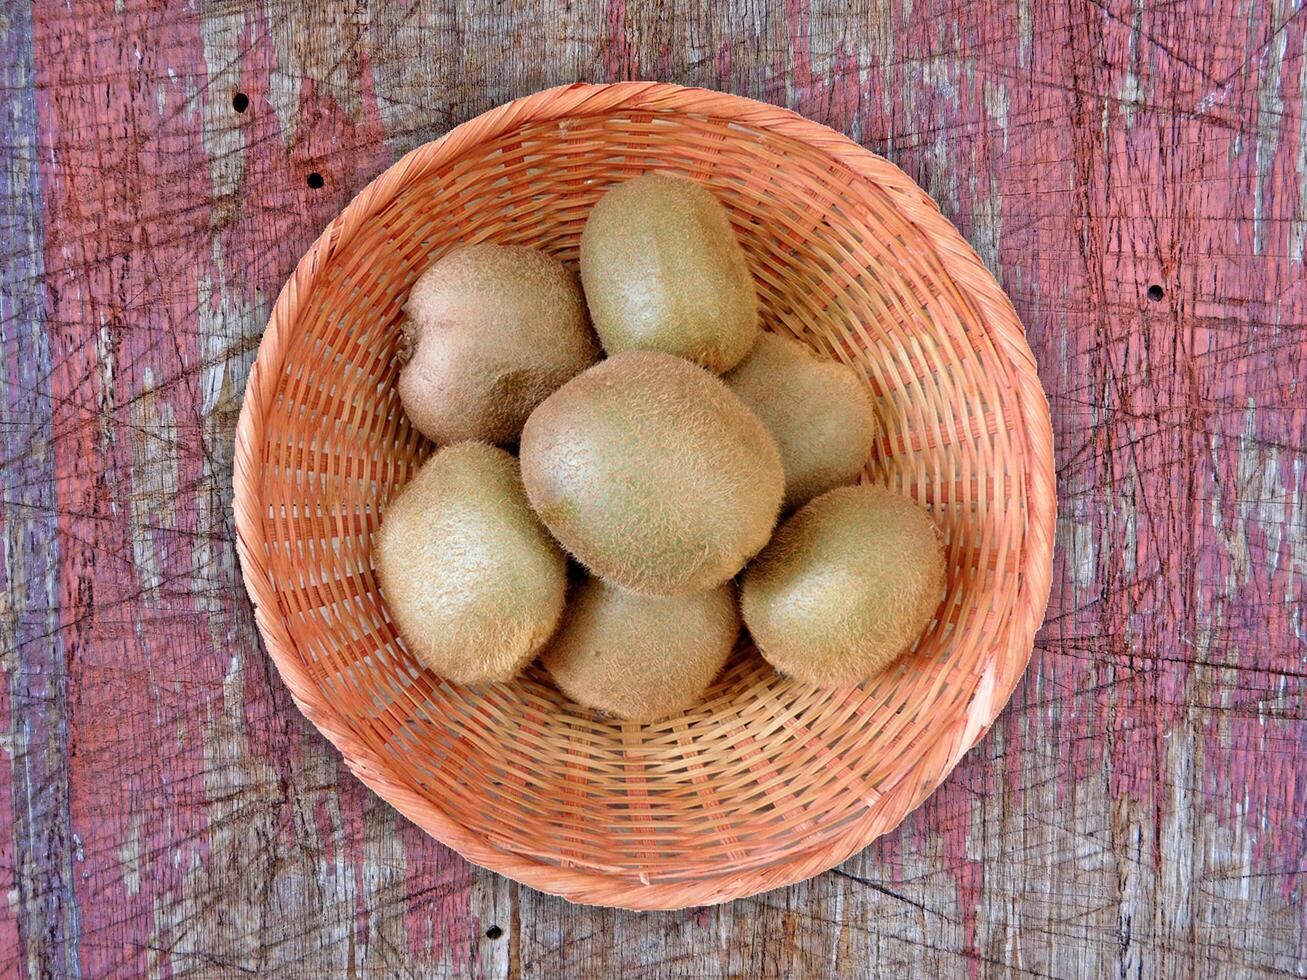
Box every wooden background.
[2,0,1305,976]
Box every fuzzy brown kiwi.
[542,576,740,722]
[724,331,879,510]
[742,485,945,687]
[579,174,759,373]
[374,442,566,684]
[519,351,784,597]
[399,244,599,445]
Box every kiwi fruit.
[724,332,878,510]
[399,244,599,445]
[579,174,759,373]
[519,351,784,596]
[374,442,566,684]
[542,577,739,722]
[742,485,945,687]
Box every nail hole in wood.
[307,171,325,189]
[232,92,249,113]
[485,925,503,940]
[1146,284,1164,302]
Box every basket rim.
[232,80,1056,910]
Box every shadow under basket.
[232,82,1055,910]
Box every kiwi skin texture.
[520,351,785,597]
[399,244,598,445]
[742,485,945,687]
[543,577,740,722]
[724,332,879,511]
[375,442,566,685]
[580,174,759,374]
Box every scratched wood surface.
[1,0,1304,977]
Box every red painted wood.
[2,0,1303,976]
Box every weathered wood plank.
[1,2,79,975]
[0,0,1303,976]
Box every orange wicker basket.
[233,82,1054,910]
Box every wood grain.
[1,0,1303,976]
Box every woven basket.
[233,82,1054,910]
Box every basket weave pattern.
[233,83,1054,910]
